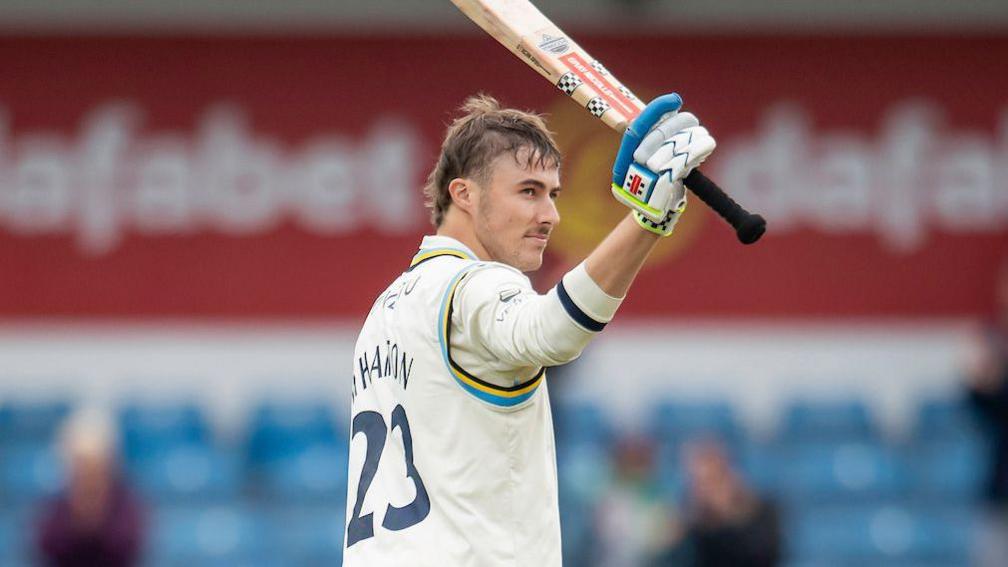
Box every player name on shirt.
[353,340,414,401]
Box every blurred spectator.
[34,407,146,567]
[964,258,1008,566]
[593,435,684,567]
[665,440,781,567]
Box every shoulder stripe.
[438,266,544,407]
[556,280,607,332]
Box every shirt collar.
[417,235,478,259]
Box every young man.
[344,93,715,566]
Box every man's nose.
[539,196,560,226]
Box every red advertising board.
[0,35,1005,319]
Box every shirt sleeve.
[451,261,623,371]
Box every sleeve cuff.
[556,262,624,331]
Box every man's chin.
[517,251,545,273]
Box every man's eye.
[549,191,560,200]
[522,188,535,195]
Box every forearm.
[456,263,619,371]
[485,214,661,366]
[483,291,596,367]
[583,213,661,298]
[456,216,661,371]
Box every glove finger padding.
[633,112,700,164]
[645,126,715,178]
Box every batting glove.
[611,94,716,236]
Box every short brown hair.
[423,94,561,227]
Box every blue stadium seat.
[556,441,612,503]
[911,439,986,500]
[914,397,983,441]
[552,400,614,448]
[649,400,741,445]
[559,497,594,567]
[151,504,268,564]
[914,507,975,560]
[119,402,210,463]
[147,554,285,567]
[272,506,345,565]
[778,556,967,560]
[790,504,974,563]
[130,444,241,503]
[786,560,967,567]
[247,401,343,466]
[0,443,64,506]
[735,439,781,495]
[779,442,909,502]
[779,399,877,442]
[258,443,348,502]
[0,400,71,445]
[0,510,27,566]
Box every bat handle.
[684,169,766,244]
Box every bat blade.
[450,0,767,244]
[451,0,645,132]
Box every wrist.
[633,210,679,237]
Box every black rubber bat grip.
[684,169,766,244]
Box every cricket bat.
[451,0,766,244]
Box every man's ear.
[448,178,476,214]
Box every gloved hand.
[611,94,716,236]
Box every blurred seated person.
[964,257,1008,566]
[667,440,781,567]
[34,407,146,567]
[593,435,685,567]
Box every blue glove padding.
[612,93,683,187]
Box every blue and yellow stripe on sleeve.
[437,266,544,408]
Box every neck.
[436,212,491,261]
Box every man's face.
[472,149,561,272]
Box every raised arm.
[583,213,661,298]
[452,94,715,372]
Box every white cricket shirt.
[343,235,621,566]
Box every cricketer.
[344,93,715,566]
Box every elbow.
[549,343,586,366]
[531,329,590,367]
[499,336,585,369]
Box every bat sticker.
[556,72,583,95]
[589,59,609,76]
[618,85,639,103]
[559,52,638,118]
[538,33,570,54]
[586,97,610,117]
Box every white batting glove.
[611,95,716,236]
